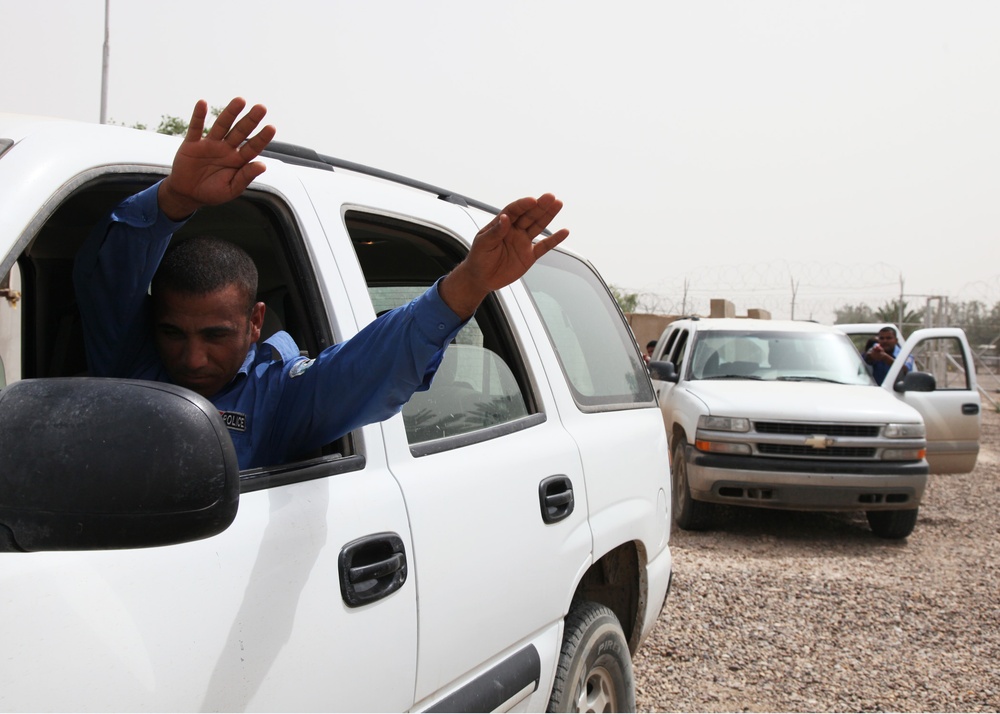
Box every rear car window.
[522,250,654,410]
[348,212,538,447]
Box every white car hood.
[684,380,922,424]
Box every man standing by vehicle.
[865,326,914,385]
[74,97,569,469]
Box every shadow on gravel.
[675,504,910,549]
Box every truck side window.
[345,212,537,447]
[669,330,689,376]
[909,336,974,390]
[522,249,655,410]
[660,329,679,361]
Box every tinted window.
[659,329,679,361]
[669,330,689,375]
[522,250,654,409]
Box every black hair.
[152,236,258,312]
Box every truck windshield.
[688,330,874,385]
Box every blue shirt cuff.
[109,180,191,232]
[410,277,469,341]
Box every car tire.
[866,508,919,539]
[672,440,714,531]
[547,601,635,713]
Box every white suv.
[650,317,980,539]
[0,116,672,711]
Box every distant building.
[625,299,771,354]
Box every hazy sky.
[3,1,999,321]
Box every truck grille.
[754,421,880,438]
[757,444,878,458]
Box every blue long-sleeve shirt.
[870,344,915,386]
[73,183,466,469]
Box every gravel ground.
[634,406,1000,713]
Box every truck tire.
[672,440,714,531]
[866,508,919,539]
[547,601,635,713]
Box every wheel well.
[572,541,648,655]
[670,425,687,458]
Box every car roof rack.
[262,141,504,216]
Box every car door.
[651,326,692,437]
[884,327,981,474]
[298,170,593,711]
[0,148,419,711]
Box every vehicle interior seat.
[700,350,721,378]
[768,342,799,370]
[402,344,527,443]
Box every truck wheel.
[866,508,919,539]
[672,441,714,531]
[547,601,635,713]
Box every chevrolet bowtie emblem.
[804,436,836,449]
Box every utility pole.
[790,276,799,320]
[100,0,110,124]
[898,274,904,328]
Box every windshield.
[688,330,874,385]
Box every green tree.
[114,106,224,136]
[835,297,1000,347]
[875,299,923,338]
[610,285,639,313]
[951,300,997,347]
[153,114,191,136]
[834,303,876,324]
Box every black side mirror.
[0,378,240,552]
[894,371,936,393]
[648,360,678,383]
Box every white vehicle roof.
[673,318,843,334]
[0,112,597,274]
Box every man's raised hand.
[438,194,569,319]
[158,98,276,221]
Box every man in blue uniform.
[865,326,914,385]
[74,98,569,469]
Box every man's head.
[876,326,899,352]
[646,340,657,358]
[150,236,265,397]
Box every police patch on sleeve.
[289,358,316,378]
[219,411,247,432]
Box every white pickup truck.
[0,113,672,711]
[649,317,980,539]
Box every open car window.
[8,174,356,486]
[346,211,539,452]
[906,335,974,391]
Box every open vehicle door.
[885,327,981,474]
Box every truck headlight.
[884,423,926,439]
[698,415,750,432]
[694,439,753,455]
[883,447,927,461]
